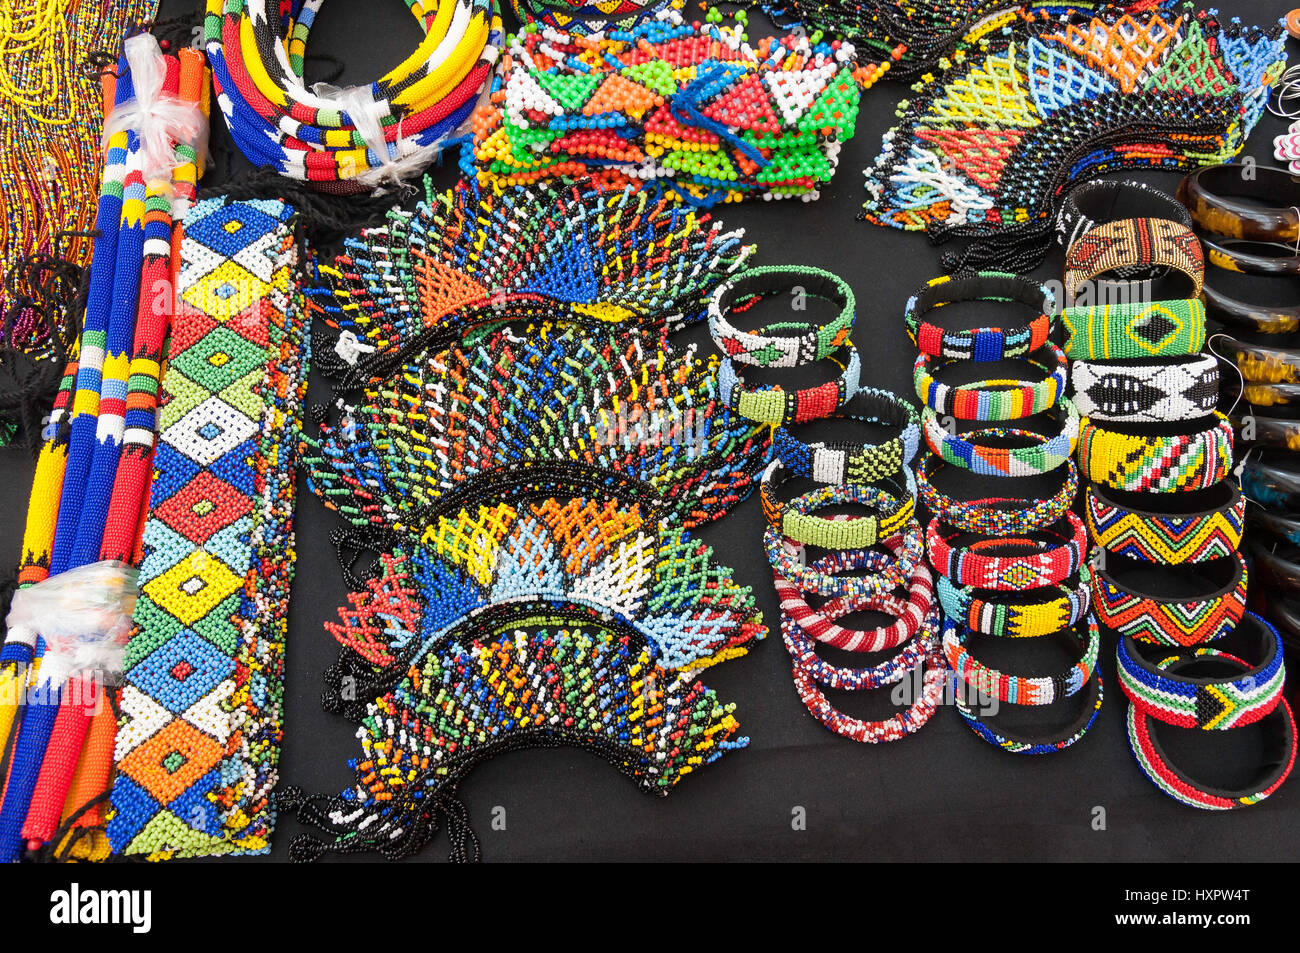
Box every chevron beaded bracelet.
[709,265,855,369]
[1118,612,1286,731]
[913,343,1066,420]
[1070,354,1219,424]
[1077,413,1234,493]
[942,616,1100,706]
[1092,550,1249,647]
[772,387,919,485]
[937,566,1092,639]
[923,402,1080,477]
[1085,482,1245,564]
[904,271,1055,361]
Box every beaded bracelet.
[1118,613,1286,731]
[917,455,1078,536]
[1077,413,1234,494]
[719,346,860,426]
[1177,164,1300,245]
[923,402,1080,478]
[1202,279,1300,336]
[913,342,1066,420]
[927,512,1086,591]
[1202,236,1300,277]
[943,616,1100,706]
[1057,179,1194,266]
[1086,482,1246,565]
[760,464,914,550]
[790,608,946,743]
[782,602,930,692]
[1126,666,1296,811]
[1063,218,1205,303]
[765,523,924,599]
[1219,334,1300,385]
[937,566,1093,640]
[903,271,1055,361]
[957,669,1104,756]
[1070,354,1220,424]
[774,539,935,653]
[772,387,919,485]
[1092,551,1249,647]
[1061,297,1207,360]
[709,265,854,369]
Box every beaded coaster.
[106,198,308,858]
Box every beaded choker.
[468,10,877,205]
[205,0,503,189]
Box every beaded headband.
[108,197,308,858]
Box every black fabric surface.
[2,0,1298,862]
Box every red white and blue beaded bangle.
[904,271,1056,362]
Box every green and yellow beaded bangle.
[913,343,1066,420]
[1077,413,1234,494]
[708,265,855,369]
[760,460,914,550]
[1061,297,1207,360]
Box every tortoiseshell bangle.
[1202,236,1300,277]
[1177,164,1300,245]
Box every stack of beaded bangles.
[1057,179,1195,268]
[914,343,1067,420]
[923,401,1080,477]
[709,265,855,369]
[1077,413,1234,494]
[205,0,503,189]
[771,387,919,485]
[1070,354,1220,424]
[1091,551,1249,647]
[904,271,1056,362]
[1085,482,1246,565]
[1121,613,1296,810]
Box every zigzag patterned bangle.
[1063,217,1205,302]
[958,669,1104,755]
[927,512,1086,590]
[1092,551,1249,647]
[942,616,1100,706]
[1061,298,1207,360]
[760,462,915,549]
[1077,413,1234,493]
[923,401,1080,477]
[914,343,1066,420]
[720,347,860,426]
[709,265,855,368]
[1118,613,1286,730]
[765,525,924,599]
[937,567,1092,639]
[772,387,919,485]
[918,454,1078,535]
[1126,675,1296,810]
[1070,354,1219,424]
[904,271,1055,361]
[1086,482,1245,564]
[774,539,935,653]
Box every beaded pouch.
[860,4,1287,268]
[106,198,308,858]
[467,10,880,204]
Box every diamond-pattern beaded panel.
[107,198,308,859]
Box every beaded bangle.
[1092,551,1249,647]
[923,402,1080,478]
[774,539,935,653]
[790,608,946,743]
[913,343,1066,420]
[1118,613,1286,731]
[1240,453,1300,510]
[943,616,1100,706]
[781,602,930,692]
[917,455,1078,536]
[937,567,1093,640]
[1202,280,1300,336]
[957,669,1104,755]
[1202,237,1300,278]
[760,464,915,550]
[1086,482,1245,565]
[903,271,1055,361]
[719,347,860,426]
[772,387,919,485]
[709,265,855,368]
[927,512,1086,591]
[1126,670,1296,810]
[1220,334,1300,385]
[765,524,924,599]
[1063,218,1205,302]
[1070,354,1220,424]
[1177,164,1300,245]
[1057,179,1194,266]
[1077,414,1234,494]
[1061,297,1207,360]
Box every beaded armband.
[760,462,914,550]
[922,401,1079,477]
[1070,354,1219,424]
[772,387,919,485]
[943,617,1100,706]
[108,198,308,858]
[918,455,1078,536]
[709,265,854,368]
[1092,551,1248,647]
[904,271,1055,361]
[927,512,1086,591]
[1063,218,1205,302]
[720,347,860,426]
[1057,179,1194,264]
[937,567,1093,639]
[1077,414,1234,493]
[1061,298,1207,360]
[1085,482,1245,565]
[914,343,1066,420]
